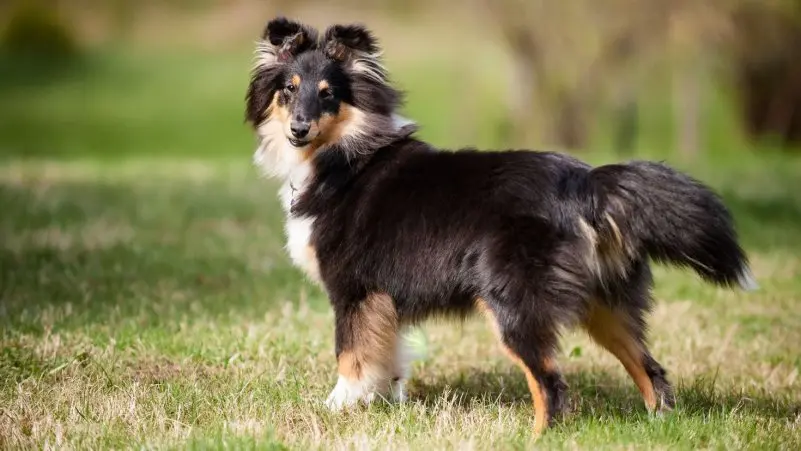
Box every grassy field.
[2,49,801,449]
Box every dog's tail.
[586,160,757,290]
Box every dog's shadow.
[407,367,800,422]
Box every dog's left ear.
[322,24,380,62]
[322,24,387,84]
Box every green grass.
[1,50,801,449]
[0,49,508,161]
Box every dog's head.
[246,18,409,177]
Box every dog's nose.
[290,120,310,139]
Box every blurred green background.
[3,0,801,161]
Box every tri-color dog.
[245,17,756,434]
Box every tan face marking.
[265,86,366,165]
[267,92,289,121]
[314,103,361,146]
[318,80,330,91]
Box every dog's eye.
[319,89,333,100]
[285,84,296,93]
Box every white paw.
[324,376,376,411]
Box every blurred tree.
[0,0,79,60]
[482,0,744,156]
[481,0,671,151]
[731,0,801,147]
[664,0,736,157]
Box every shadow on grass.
[0,238,317,334]
[0,179,309,334]
[410,367,800,422]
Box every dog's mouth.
[287,137,311,148]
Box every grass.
[1,49,801,449]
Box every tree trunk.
[673,63,702,158]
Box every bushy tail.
[588,160,757,290]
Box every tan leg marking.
[475,298,550,435]
[583,302,657,410]
[339,292,399,380]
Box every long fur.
[245,17,756,434]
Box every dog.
[245,17,757,435]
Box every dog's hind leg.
[325,292,402,411]
[583,303,675,412]
[583,265,675,413]
[476,299,569,436]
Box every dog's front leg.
[325,292,401,411]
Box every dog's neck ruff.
[254,112,418,215]
[256,113,417,287]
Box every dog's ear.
[322,24,386,83]
[260,17,317,63]
[245,65,281,126]
[322,24,380,62]
[247,18,317,126]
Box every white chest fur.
[284,215,321,282]
[278,164,321,283]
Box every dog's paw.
[324,376,375,411]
